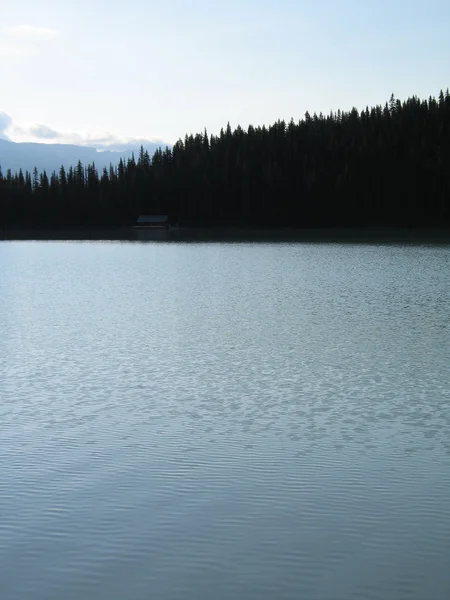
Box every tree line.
[1,90,450,229]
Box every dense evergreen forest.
[1,91,450,229]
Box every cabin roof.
[136,215,169,224]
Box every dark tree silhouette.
[1,90,450,229]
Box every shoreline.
[1,227,449,243]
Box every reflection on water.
[1,226,450,244]
[0,241,449,600]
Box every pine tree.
[59,165,67,187]
[32,167,39,190]
[0,89,449,229]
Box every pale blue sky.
[1,0,449,148]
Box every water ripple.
[0,241,449,600]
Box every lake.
[0,240,449,600]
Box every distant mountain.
[0,138,164,176]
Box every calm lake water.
[0,240,449,600]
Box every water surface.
[0,241,449,600]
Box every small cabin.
[134,215,170,229]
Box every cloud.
[0,24,62,59]
[7,25,62,39]
[22,123,167,150]
[0,111,167,151]
[0,112,13,140]
[28,124,60,140]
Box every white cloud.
[0,24,62,59]
[0,111,167,151]
[7,25,62,39]
[0,112,13,140]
